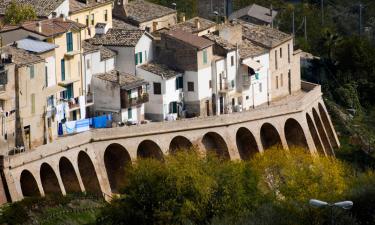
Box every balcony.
[68,97,80,111]
[121,93,149,108]
[243,75,251,87]
[218,80,234,93]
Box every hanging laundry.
[65,121,76,134]
[76,119,90,133]
[79,95,86,119]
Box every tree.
[4,1,37,25]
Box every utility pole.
[321,0,324,25]
[359,3,363,35]
[304,16,307,41]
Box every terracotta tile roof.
[112,18,139,30]
[1,18,86,37]
[204,34,236,52]
[89,29,145,47]
[95,70,148,90]
[139,62,182,79]
[241,22,292,48]
[2,45,44,67]
[239,39,267,59]
[0,0,65,18]
[165,29,214,50]
[114,0,176,24]
[69,0,112,13]
[82,41,116,61]
[171,17,216,34]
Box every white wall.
[135,34,154,67]
[184,66,212,102]
[45,55,56,87]
[110,46,135,75]
[48,0,69,19]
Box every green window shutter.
[231,80,235,88]
[135,53,138,65]
[139,52,143,64]
[67,84,73,99]
[45,66,48,87]
[61,59,65,81]
[175,78,178,90]
[30,65,34,79]
[255,73,259,80]
[128,108,132,119]
[31,93,35,114]
[172,102,177,113]
[178,77,183,89]
[66,32,73,52]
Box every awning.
[242,58,263,71]
[43,85,66,96]
[58,79,79,86]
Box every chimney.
[36,21,42,33]
[195,18,201,30]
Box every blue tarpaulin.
[92,115,109,128]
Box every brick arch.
[236,127,259,160]
[202,132,230,159]
[40,162,62,195]
[169,136,194,154]
[306,113,325,155]
[20,170,41,197]
[318,103,338,148]
[104,143,131,193]
[59,157,81,193]
[137,140,164,161]
[284,118,309,150]
[260,123,283,150]
[312,108,333,155]
[77,151,102,194]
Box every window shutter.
[135,53,138,65]
[139,52,143,64]
[61,59,65,81]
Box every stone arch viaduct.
[1,82,340,202]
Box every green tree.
[4,0,36,25]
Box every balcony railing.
[122,93,149,108]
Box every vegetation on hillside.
[3,0,36,25]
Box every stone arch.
[40,163,62,195]
[169,136,194,154]
[236,127,259,160]
[318,103,338,148]
[77,151,102,194]
[59,157,81,193]
[284,118,309,150]
[104,143,131,193]
[306,113,325,155]
[202,132,230,159]
[312,108,333,155]
[20,170,40,197]
[260,123,283,150]
[137,140,164,160]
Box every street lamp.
[309,199,353,225]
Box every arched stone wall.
[169,136,194,154]
[260,123,283,150]
[77,151,102,194]
[306,113,325,155]
[104,143,131,193]
[318,103,338,148]
[236,127,259,160]
[20,170,40,197]
[312,108,333,155]
[40,163,62,195]
[59,157,81,193]
[202,132,230,159]
[284,118,309,150]
[137,140,164,160]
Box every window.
[47,95,54,107]
[128,108,132,119]
[104,10,108,22]
[85,15,89,26]
[153,82,161,95]
[209,80,212,89]
[231,80,235,88]
[170,101,177,114]
[276,76,279,89]
[61,59,65,81]
[203,49,208,64]
[176,76,183,90]
[188,82,194,92]
[139,52,143,64]
[29,65,34,79]
[288,44,291,63]
[66,32,73,52]
[45,66,48,87]
[135,52,143,65]
[280,74,284,86]
[280,47,282,58]
[231,55,234,66]
[246,96,249,100]
[259,83,262,92]
[275,50,278,70]
[91,14,95,25]
[31,93,35,114]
